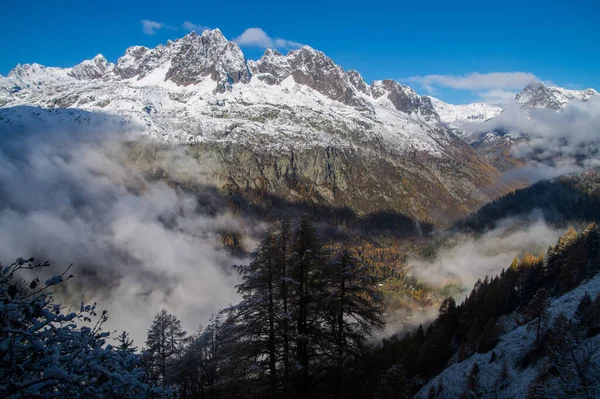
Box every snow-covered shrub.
[0,258,173,399]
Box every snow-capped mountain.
[465,82,599,171]
[516,81,598,110]
[428,97,503,136]
[0,29,511,225]
[0,29,450,151]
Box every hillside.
[416,271,600,398]
[359,223,600,399]
[456,171,600,233]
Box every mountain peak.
[262,48,282,57]
[347,70,370,96]
[68,54,113,80]
[370,79,439,120]
[92,54,107,63]
[164,28,248,90]
[517,81,598,110]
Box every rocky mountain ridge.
[0,29,540,225]
[516,81,598,110]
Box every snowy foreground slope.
[415,273,600,399]
[0,29,512,224]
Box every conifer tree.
[377,364,410,399]
[288,216,330,397]
[230,229,281,398]
[525,288,550,346]
[327,249,385,398]
[145,309,187,385]
[575,292,594,328]
[275,218,293,395]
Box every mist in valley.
[0,127,267,344]
[0,117,588,345]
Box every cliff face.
[120,136,505,227]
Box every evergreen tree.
[575,292,594,328]
[288,216,330,397]
[116,331,136,353]
[230,229,281,398]
[0,258,172,399]
[327,249,385,398]
[376,364,410,399]
[275,218,293,395]
[593,293,600,329]
[145,309,187,385]
[525,288,550,346]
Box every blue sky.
[2,0,599,104]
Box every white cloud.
[409,72,539,92]
[477,89,519,105]
[410,214,562,289]
[0,124,268,344]
[467,97,600,181]
[234,27,302,50]
[182,21,209,32]
[141,19,164,35]
[140,19,179,35]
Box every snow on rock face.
[112,30,250,93]
[429,96,503,138]
[0,28,485,157]
[429,97,503,126]
[516,81,598,110]
[251,45,369,109]
[3,63,75,93]
[113,46,151,79]
[69,54,114,80]
[347,70,371,96]
[286,46,367,109]
[164,29,250,91]
[250,48,290,85]
[371,79,439,121]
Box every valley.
[1,26,599,399]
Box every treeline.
[361,222,600,397]
[457,171,600,232]
[142,217,385,399]
[4,218,600,398]
[142,220,600,398]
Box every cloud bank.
[407,72,539,105]
[0,126,264,345]
[409,72,538,92]
[382,213,564,337]
[468,96,600,181]
[410,214,562,290]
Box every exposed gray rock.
[371,79,439,120]
[165,29,250,91]
[516,82,598,110]
[113,46,151,79]
[287,46,368,109]
[69,54,113,80]
[347,70,371,96]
